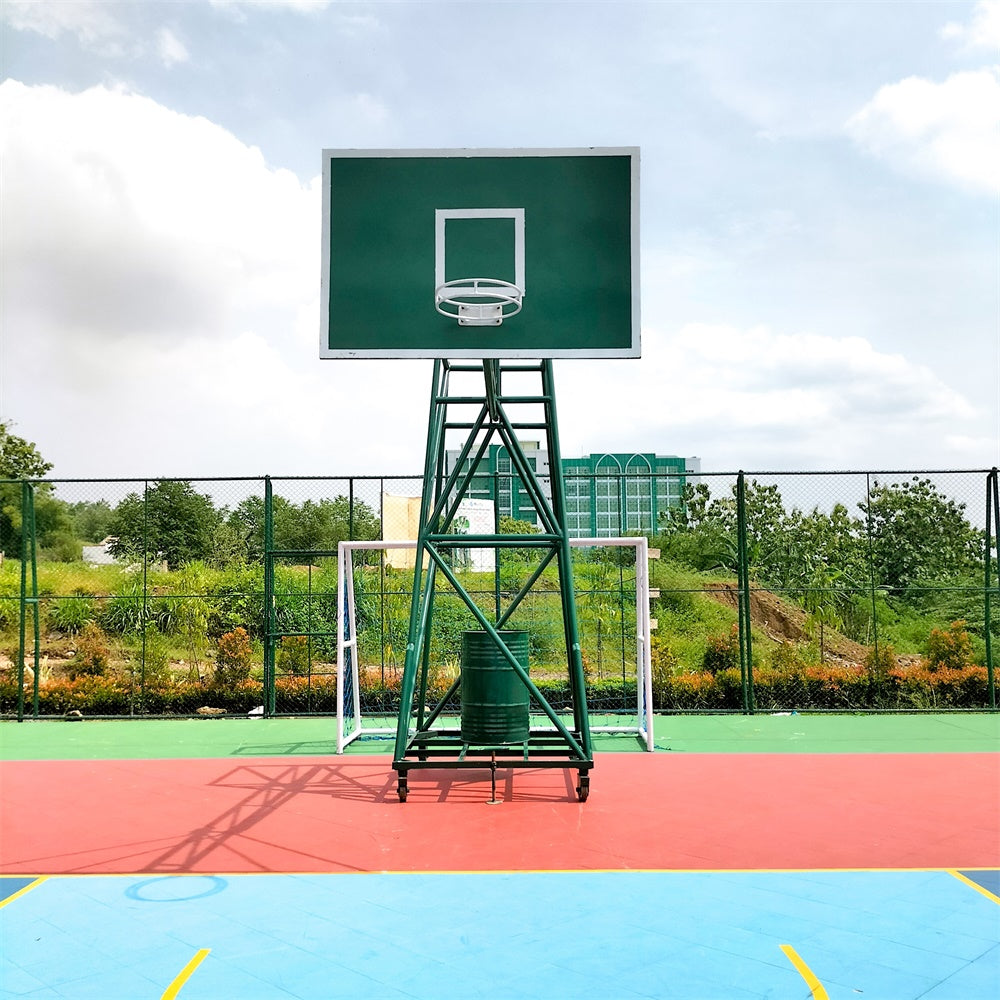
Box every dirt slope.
[703,582,870,664]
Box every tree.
[108,481,220,569]
[656,482,735,572]
[67,501,114,543]
[859,477,981,591]
[0,421,52,480]
[228,494,381,562]
[0,421,75,559]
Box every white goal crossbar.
[336,537,655,753]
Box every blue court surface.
[2,869,998,999]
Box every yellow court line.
[17,865,997,878]
[161,948,211,1000]
[780,944,829,1000]
[948,869,1000,905]
[0,876,48,910]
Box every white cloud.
[941,0,1000,50]
[0,80,429,478]
[846,68,1000,195]
[157,27,189,68]
[209,0,331,14]
[558,324,982,470]
[0,81,316,347]
[1,0,125,49]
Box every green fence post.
[349,477,355,540]
[27,485,39,718]
[263,476,275,716]
[14,481,40,721]
[140,481,149,710]
[864,473,880,665]
[986,469,998,711]
[735,472,755,714]
[17,482,29,721]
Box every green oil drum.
[460,630,530,745]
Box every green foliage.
[228,494,380,562]
[498,514,540,563]
[108,481,220,569]
[656,484,735,571]
[271,565,338,660]
[69,622,111,678]
[925,620,973,671]
[98,578,146,635]
[0,422,53,479]
[498,516,538,535]
[649,634,679,703]
[656,477,983,625]
[214,627,254,687]
[277,635,310,675]
[769,641,812,673]
[47,596,95,635]
[860,477,981,592]
[206,564,264,639]
[66,501,114,543]
[39,529,82,563]
[864,641,898,683]
[0,419,75,558]
[703,624,740,675]
[427,596,479,663]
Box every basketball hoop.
[434,278,523,327]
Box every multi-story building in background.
[444,444,700,537]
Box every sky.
[1,0,998,481]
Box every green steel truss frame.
[392,359,594,801]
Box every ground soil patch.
[704,582,870,664]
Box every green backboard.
[320,148,639,359]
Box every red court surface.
[2,752,997,875]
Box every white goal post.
[336,537,655,752]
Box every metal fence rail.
[0,469,996,718]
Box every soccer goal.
[336,537,654,752]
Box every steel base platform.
[394,728,593,802]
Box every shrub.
[890,661,988,709]
[769,641,809,674]
[214,627,253,687]
[864,641,898,683]
[649,634,679,703]
[69,622,111,678]
[703,624,740,674]
[925,620,973,672]
[48,596,95,635]
[99,580,146,635]
[277,634,310,675]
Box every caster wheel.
[576,775,590,802]
[398,779,408,803]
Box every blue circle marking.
[125,875,228,903]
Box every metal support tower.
[392,358,594,801]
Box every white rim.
[434,278,523,320]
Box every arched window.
[595,454,623,536]
[624,454,654,533]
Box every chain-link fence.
[1,469,996,718]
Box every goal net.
[336,537,654,752]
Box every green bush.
[703,624,740,674]
[277,634,310,675]
[48,596,95,635]
[214,627,253,687]
[69,622,111,679]
[98,580,146,635]
[925,620,973,671]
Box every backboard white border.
[320,147,640,360]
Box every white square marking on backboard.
[434,208,526,293]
